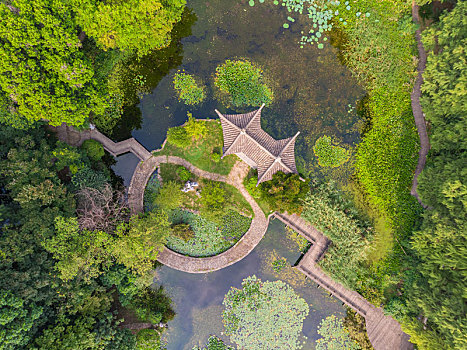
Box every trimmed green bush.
[81,139,105,161]
[166,126,190,148]
[313,135,350,167]
[215,59,273,107]
[173,72,205,105]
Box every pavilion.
[215,104,300,185]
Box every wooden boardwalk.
[52,124,413,349]
[274,213,413,350]
[50,123,151,161]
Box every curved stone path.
[410,2,430,208]
[52,123,413,349]
[128,155,270,273]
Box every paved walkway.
[128,156,270,273]
[52,125,413,349]
[410,2,430,208]
[273,213,413,350]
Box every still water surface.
[111,0,364,347]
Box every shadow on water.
[109,8,198,141]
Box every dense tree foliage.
[0,0,106,127]
[401,3,467,349]
[222,276,309,350]
[0,124,173,348]
[0,0,186,129]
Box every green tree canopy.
[222,275,309,350]
[0,0,106,127]
[402,3,467,349]
[74,0,186,56]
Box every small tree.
[259,172,309,214]
[316,315,360,350]
[154,181,184,211]
[112,210,171,275]
[222,275,309,350]
[185,113,208,140]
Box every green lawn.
[154,120,237,175]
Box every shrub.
[171,223,194,242]
[215,59,273,107]
[81,139,105,161]
[129,286,175,324]
[166,126,190,148]
[184,113,208,140]
[210,151,221,163]
[173,72,205,105]
[71,165,109,190]
[200,181,226,210]
[313,135,350,167]
[154,181,183,211]
[258,172,309,214]
[176,166,192,182]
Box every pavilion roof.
[215,104,299,185]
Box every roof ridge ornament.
[217,105,299,184]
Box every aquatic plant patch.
[173,71,205,105]
[222,276,309,350]
[215,59,273,107]
[313,135,350,167]
[166,209,251,257]
[245,0,370,49]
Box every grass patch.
[155,120,237,175]
[243,168,273,216]
[166,209,251,257]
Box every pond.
[157,220,345,349]
[110,0,364,347]
[113,0,364,184]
